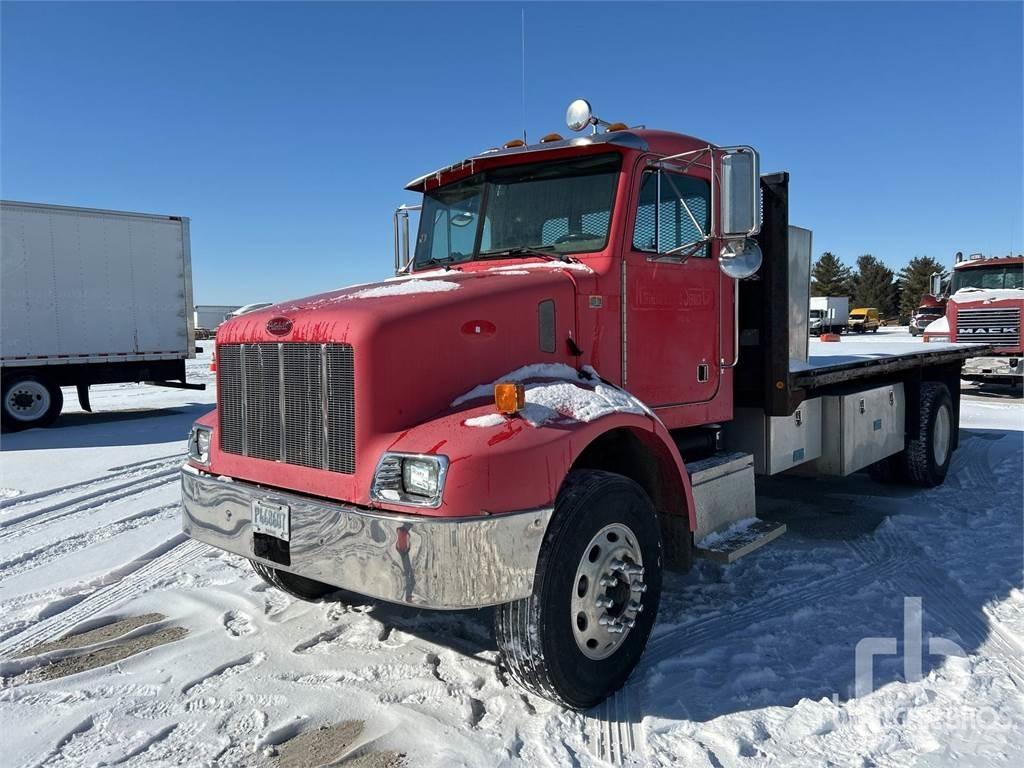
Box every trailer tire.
[494,470,662,710]
[903,382,954,487]
[1,374,63,431]
[250,560,360,603]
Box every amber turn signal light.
[494,382,525,414]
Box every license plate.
[252,499,290,541]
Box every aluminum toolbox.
[725,398,822,475]
[814,383,905,476]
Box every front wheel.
[250,560,362,603]
[494,470,663,709]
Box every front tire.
[494,470,663,709]
[1,374,63,431]
[250,560,359,603]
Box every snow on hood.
[924,315,950,334]
[488,261,594,275]
[950,288,1023,304]
[347,279,460,299]
[452,363,652,428]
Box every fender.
[381,401,696,534]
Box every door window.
[632,171,710,257]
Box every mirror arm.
[720,278,740,369]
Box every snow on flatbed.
[1,340,1022,767]
[794,328,983,372]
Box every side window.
[632,171,710,257]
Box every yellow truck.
[849,307,881,333]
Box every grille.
[217,343,355,473]
[956,308,1021,346]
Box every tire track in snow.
[0,453,182,513]
[0,468,181,541]
[0,503,180,582]
[0,538,204,659]
[586,552,906,763]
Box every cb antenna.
[521,8,527,143]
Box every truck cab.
[924,253,1023,385]
[182,100,978,709]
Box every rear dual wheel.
[869,382,953,487]
[1,374,63,431]
[495,470,663,709]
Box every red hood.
[216,265,583,432]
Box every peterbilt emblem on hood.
[266,316,293,336]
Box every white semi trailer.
[1,200,205,430]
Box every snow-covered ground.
[1,330,1021,767]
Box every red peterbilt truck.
[923,252,1023,386]
[182,100,985,708]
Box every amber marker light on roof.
[494,382,526,414]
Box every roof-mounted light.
[540,132,563,143]
[503,138,526,149]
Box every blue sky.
[3,1,1021,305]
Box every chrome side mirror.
[566,99,594,132]
[393,203,421,274]
[719,148,761,238]
[719,238,762,279]
[929,272,943,296]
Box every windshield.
[916,308,944,317]
[851,312,866,318]
[809,309,824,319]
[951,264,1024,292]
[413,153,621,268]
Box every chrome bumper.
[962,356,1022,380]
[180,468,552,610]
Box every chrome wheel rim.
[933,403,951,466]
[5,380,50,422]
[571,523,646,660]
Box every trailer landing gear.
[494,470,663,710]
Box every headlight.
[371,453,449,508]
[188,424,212,465]
[924,334,950,343]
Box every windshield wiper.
[475,246,570,263]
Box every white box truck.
[1,200,205,430]
[809,296,849,335]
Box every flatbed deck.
[790,341,991,389]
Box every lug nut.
[598,614,614,626]
[627,600,644,613]
[595,595,614,609]
[609,559,625,572]
[606,624,625,634]
[630,582,647,594]
[623,565,644,578]
[599,576,618,588]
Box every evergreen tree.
[810,252,853,297]
[851,254,898,316]
[897,256,948,317]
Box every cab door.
[623,159,720,407]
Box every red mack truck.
[182,100,987,708]
[923,252,1023,387]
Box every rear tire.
[1,374,63,431]
[494,470,663,709]
[903,382,954,487]
[250,560,359,603]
